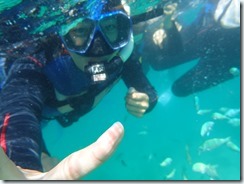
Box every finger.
[164,3,177,15]
[44,122,124,180]
[0,147,26,180]
[126,98,149,109]
[126,103,147,116]
[126,87,149,102]
[127,87,136,94]
[126,92,149,102]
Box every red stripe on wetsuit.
[27,56,43,67]
[0,113,10,152]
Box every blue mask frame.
[60,11,132,55]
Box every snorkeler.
[0,0,158,179]
[139,0,240,96]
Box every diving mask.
[60,11,132,56]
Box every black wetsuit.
[141,2,240,96]
[0,35,157,171]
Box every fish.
[121,159,127,167]
[212,112,229,120]
[200,121,214,137]
[165,168,176,180]
[227,118,240,127]
[197,109,212,115]
[199,137,231,153]
[192,162,218,179]
[185,144,192,165]
[194,95,200,112]
[219,107,229,112]
[226,141,240,152]
[224,108,240,118]
[181,166,189,180]
[160,157,172,167]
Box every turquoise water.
[43,59,240,180]
[0,0,240,180]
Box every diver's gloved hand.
[125,87,150,117]
[0,122,124,180]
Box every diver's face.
[68,18,119,57]
[68,21,91,47]
[68,17,118,47]
[101,17,118,42]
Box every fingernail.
[114,122,124,133]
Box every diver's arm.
[145,19,184,71]
[131,6,164,25]
[164,20,183,55]
[122,52,158,113]
[161,2,183,56]
[0,57,50,171]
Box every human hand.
[0,122,124,180]
[163,3,178,29]
[125,87,149,117]
[164,3,178,16]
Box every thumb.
[128,87,137,94]
[44,122,124,180]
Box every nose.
[92,36,105,54]
[87,31,113,56]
